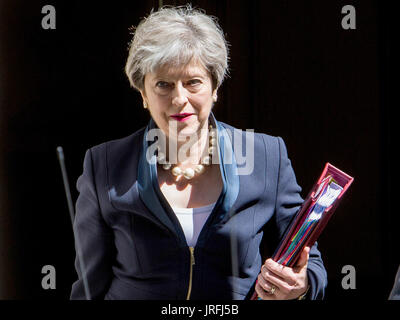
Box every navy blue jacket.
[70,116,327,300]
[389,265,400,300]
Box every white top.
[172,202,216,247]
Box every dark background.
[0,0,395,300]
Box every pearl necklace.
[157,125,217,180]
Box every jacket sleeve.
[275,137,328,300]
[389,265,400,300]
[70,148,114,300]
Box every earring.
[213,95,217,102]
[143,101,147,109]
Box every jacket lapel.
[137,119,181,238]
[212,115,240,222]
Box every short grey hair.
[125,5,229,91]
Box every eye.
[187,79,202,86]
[156,81,171,89]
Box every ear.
[212,88,218,102]
[139,89,148,108]
[139,89,147,101]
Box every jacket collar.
[137,112,240,241]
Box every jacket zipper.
[186,246,195,300]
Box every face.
[140,59,217,140]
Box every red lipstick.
[170,113,194,122]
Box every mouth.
[170,113,194,122]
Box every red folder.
[251,163,354,299]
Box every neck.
[172,124,209,169]
[166,123,209,168]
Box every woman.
[70,5,327,300]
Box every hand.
[255,246,310,300]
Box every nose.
[171,82,188,108]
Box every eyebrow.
[153,73,206,80]
[152,67,208,80]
